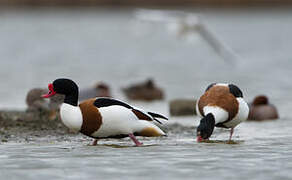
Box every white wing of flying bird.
[134,9,186,23]
[134,9,241,65]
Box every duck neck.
[64,91,79,106]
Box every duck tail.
[147,112,168,124]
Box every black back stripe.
[205,83,216,92]
[228,84,243,98]
[94,98,133,109]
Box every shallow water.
[1,118,292,180]
[0,7,292,180]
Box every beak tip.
[42,94,48,98]
[197,136,203,142]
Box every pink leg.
[128,133,143,146]
[229,128,234,141]
[91,139,98,146]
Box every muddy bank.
[0,110,71,142]
[0,110,194,143]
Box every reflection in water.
[101,144,159,148]
[198,140,244,144]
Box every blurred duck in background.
[123,79,164,101]
[248,95,279,121]
[79,82,111,101]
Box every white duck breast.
[60,103,83,132]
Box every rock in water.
[169,99,197,116]
[123,79,164,101]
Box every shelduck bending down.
[196,83,249,142]
[42,78,168,146]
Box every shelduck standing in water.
[42,78,168,146]
[196,83,249,142]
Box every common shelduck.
[123,79,164,101]
[196,83,249,142]
[42,78,168,146]
[248,95,279,121]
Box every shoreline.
[0,110,194,143]
[0,110,70,142]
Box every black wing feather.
[148,112,168,120]
[93,98,133,109]
[153,118,163,124]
